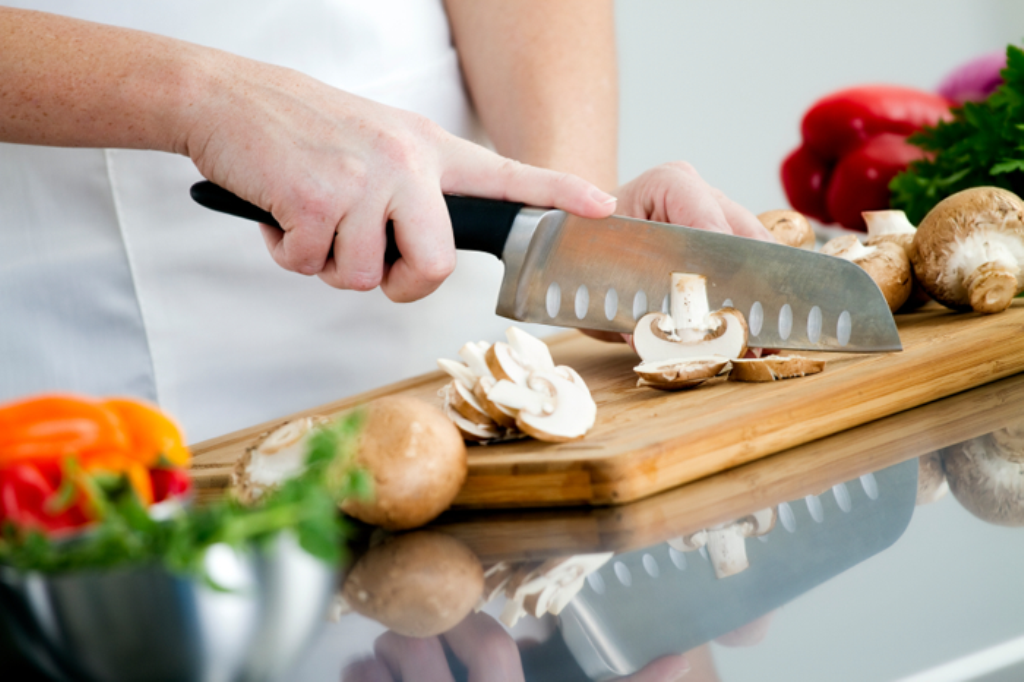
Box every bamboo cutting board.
[189,302,1024,508]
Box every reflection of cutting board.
[189,302,1024,508]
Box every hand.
[615,163,773,242]
[182,56,617,303]
[342,612,690,682]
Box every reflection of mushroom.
[915,451,949,505]
[913,187,1024,314]
[821,234,912,312]
[496,553,614,627]
[633,273,748,365]
[341,396,467,530]
[942,433,1024,526]
[728,355,825,382]
[341,531,484,638]
[633,357,730,390]
[757,210,816,249]
[232,416,328,504]
[666,509,776,579]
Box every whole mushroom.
[821,234,912,312]
[913,186,1024,314]
[942,432,1024,526]
[757,209,816,250]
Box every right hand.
[181,55,618,302]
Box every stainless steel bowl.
[0,533,336,682]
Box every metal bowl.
[0,533,336,682]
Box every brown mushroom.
[231,416,329,505]
[341,531,484,638]
[821,234,912,312]
[341,396,468,530]
[633,356,730,390]
[915,451,949,505]
[863,209,931,311]
[757,209,816,250]
[941,435,1024,526]
[633,273,748,364]
[728,355,825,382]
[912,187,1024,314]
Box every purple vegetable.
[938,50,1007,104]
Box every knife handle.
[189,181,523,264]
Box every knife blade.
[190,181,901,352]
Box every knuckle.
[374,129,422,169]
[417,252,456,284]
[663,160,698,178]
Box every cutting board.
[189,301,1024,508]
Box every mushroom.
[341,396,468,530]
[915,450,949,505]
[487,369,597,442]
[231,416,328,505]
[341,531,484,638]
[757,209,816,250]
[476,561,516,612]
[633,356,730,390]
[728,355,826,382]
[942,433,1024,526]
[912,186,1024,314]
[497,552,614,627]
[667,509,776,579]
[863,209,930,311]
[820,234,912,312]
[632,273,748,364]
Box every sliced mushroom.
[476,561,516,612]
[706,508,777,579]
[821,234,912,312]
[437,357,477,390]
[728,355,826,382]
[634,356,730,390]
[489,370,597,443]
[441,399,504,442]
[667,529,708,552]
[499,553,613,627]
[757,209,816,250]
[473,376,518,429]
[231,416,328,505]
[506,326,556,372]
[633,273,748,363]
[913,187,1024,314]
[448,379,498,427]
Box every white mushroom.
[231,416,327,504]
[447,379,498,428]
[728,355,826,382]
[821,234,912,312]
[913,187,1024,314]
[633,273,748,364]
[667,529,709,552]
[489,370,597,443]
[757,209,816,250]
[705,508,776,579]
[634,356,730,390]
[499,553,614,627]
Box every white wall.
[616,0,1024,215]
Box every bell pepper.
[781,85,953,231]
[0,461,91,534]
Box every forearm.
[444,0,619,191]
[0,7,211,153]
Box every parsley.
[890,43,1024,223]
[0,410,369,577]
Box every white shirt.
[0,1,527,443]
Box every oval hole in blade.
[807,306,823,344]
[546,282,561,318]
[837,310,852,346]
[748,301,764,336]
[632,290,647,320]
[779,303,793,340]
[604,288,618,321]
[575,284,590,320]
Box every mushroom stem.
[864,210,917,237]
[965,261,1019,313]
[670,273,712,332]
[706,524,750,579]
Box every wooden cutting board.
[189,301,1024,508]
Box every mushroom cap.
[821,235,912,312]
[232,416,327,505]
[915,451,949,505]
[633,308,749,363]
[513,369,597,443]
[990,423,1024,463]
[341,396,468,530]
[757,209,816,250]
[634,356,730,390]
[342,531,484,638]
[728,355,825,382]
[912,187,1024,313]
[942,437,1024,526]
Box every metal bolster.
[495,208,564,319]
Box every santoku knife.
[190,181,902,353]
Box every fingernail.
[590,188,617,206]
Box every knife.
[190,181,901,352]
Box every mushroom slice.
[485,341,531,385]
[634,356,730,390]
[757,209,816,249]
[515,370,597,443]
[448,379,498,427]
[437,358,476,390]
[473,376,518,429]
[821,234,912,312]
[231,416,327,504]
[633,273,749,363]
[500,553,613,627]
[667,529,708,552]
[913,187,1024,314]
[476,561,516,611]
[728,355,826,382]
[457,342,494,380]
[442,400,503,442]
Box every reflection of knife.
[190,181,901,352]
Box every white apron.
[0,0,530,442]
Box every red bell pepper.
[782,85,953,231]
[0,461,90,534]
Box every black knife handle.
[189,181,523,264]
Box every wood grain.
[189,302,1024,508]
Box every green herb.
[890,44,1024,223]
[0,410,370,577]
